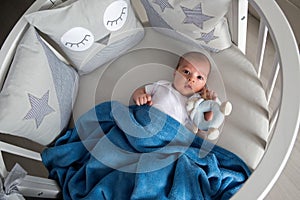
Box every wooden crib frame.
[0,0,299,199]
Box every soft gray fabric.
[25,0,144,75]
[0,26,79,145]
[140,0,232,52]
[38,32,78,130]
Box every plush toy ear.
[192,124,198,134]
[207,128,220,140]
[220,101,232,116]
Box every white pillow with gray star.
[0,26,79,145]
[141,0,232,52]
[25,0,144,75]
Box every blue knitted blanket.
[42,101,251,200]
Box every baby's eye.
[183,70,190,75]
[197,75,204,80]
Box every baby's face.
[173,55,210,97]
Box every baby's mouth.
[185,84,193,90]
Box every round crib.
[0,0,299,199]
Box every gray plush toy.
[186,97,232,140]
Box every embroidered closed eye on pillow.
[141,0,232,52]
[0,26,79,145]
[25,0,144,75]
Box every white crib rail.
[252,14,281,122]
[0,141,42,177]
[0,0,299,199]
[229,0,248,54]
[0,0,63,198]
[256,20,268,79]
[266,54,280,105]
[232,0,300,199]
[0,0,57,89]
[0,141,61,198]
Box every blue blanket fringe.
[42,101,251,200]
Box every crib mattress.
[72,29,269,170]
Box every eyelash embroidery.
[65,34,91,48]
[106,7,127,26]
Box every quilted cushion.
[140,0,232,52]
[0,26,79,145]
[25,0,144,75]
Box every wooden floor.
[0,1,299,199]
[266,134,300,199]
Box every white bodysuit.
[145,80,190,125]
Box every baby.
[132,51,216,130]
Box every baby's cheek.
[194,84,205,92]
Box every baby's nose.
[188,77,195,83]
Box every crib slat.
[0,151,8,177]
[230,0,249,54]
[256,20,268,78]
[0,141,42,161]
[269,106,279,135]
[0,141,42,177]
[237,0,248,54]
[267,53,280,104]
[18,175,61,198]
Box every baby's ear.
[173,69,177,77]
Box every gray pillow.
[140,0,232,52]
[0,26,79,145]
[25,0,144,75]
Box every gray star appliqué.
[153,0,173,12]
[197,28,218,43]
[24,91,55,128]
[181,4,213,29]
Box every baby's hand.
[134,93,152,106]
[133,87,153,106]
[202,88,217,100]
[201,88,217,121]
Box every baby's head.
[173,52,211,97]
